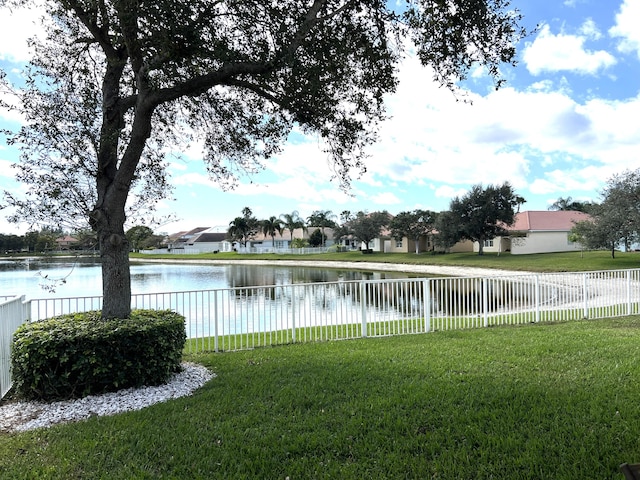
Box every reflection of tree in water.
[225,265,413,290]
[345,280,425,317]
[227,265,278,288]
[222,266,541,326]
[430,277,535,316]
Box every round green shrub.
[11,309,186,401]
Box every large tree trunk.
[100,227,132,319]
[95,65,154,318]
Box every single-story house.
[165,227,231,253]
[245,227,336,251]
[384,234,473,254]
[55,235,78,250]
[476,210,592,255]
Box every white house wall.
[510,231,581,255]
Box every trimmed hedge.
[11,309,186,401]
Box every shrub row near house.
[11,309,186,401]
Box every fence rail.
[3,268,640,399]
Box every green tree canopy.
[389,209,436,254]
[570,168,640,258]
[1,0,527,318]
[449,183,525,255]
[432,211,461,253]
[125,225,154,252]
[261,216,284,247]
[227,207,259,248]
[308,228,326,247]
[548,196,590,213]
[279,211,305,241]
[0,233,25,253]
[348,210,391,251]
[307,210,337,247]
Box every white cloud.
[369,191,402,206]
[434,185,466,200]
[522,24,616,75]
[529,166,608,196]
[346,50,640,203]
[609,0,640,58]
[0,159,14,178]
[171,172,215,187]
[0,4,45,63]
[578,19,602,40]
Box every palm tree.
[280,210,305,241]
[548,196,587,212]
[227,207,259,247]
[261,216,284,248]
[307,210,337,247]
[227,217,250,247]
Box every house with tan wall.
[383,231,473,254]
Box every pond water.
[0,257,415,300]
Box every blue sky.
[1,0,639,235]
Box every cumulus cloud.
[522,23,616,75]
[369,191,402,206]
[0,159,15,178]
[609,0,640,58]
[0,4,45,63]
[434,185,466,201]
[529,166,609,196]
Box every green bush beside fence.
[11,309,186,401]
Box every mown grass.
[131,249,640,273]
[3,317,640,479]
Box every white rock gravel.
[0,362,214,433]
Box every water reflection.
[0,258,416,300]
[4,258,555,342]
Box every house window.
[274,241,286,248]
[395,239,403,248]
[484,239,494,247]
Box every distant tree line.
[0,228,68,254]
[0,226,166,254]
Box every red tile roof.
[507,211,591,232]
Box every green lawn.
[2,317,640,479]
[132,249,640,273]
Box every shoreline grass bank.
[131,250,640,274]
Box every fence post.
[423,279,431,333]
[482,278,489,328]
[534,275,540,323]
[626,270,632,316]
[583,273,589,319]
[291,285,297,343]
[360,281,367,338]
[214,291,219,353]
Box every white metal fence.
[2,268,640,398]
[14,268,640,353]
[0,295,30,398]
